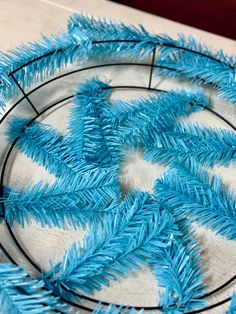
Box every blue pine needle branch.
[154,162,236,239]
[151,215,205,313]
[104,88,207,128]
[227,292,236,314]
[103,88,209,149]
[1,14,235,110]
[1,165,120,229]
[68,13,159,61]
[66,78,122,166]
[93,303,142,314]
[68,13,235,67]
[93,304,123,314]
[7,116,96,178]
[68,14,236,104]
[144,122,236,167]
[42,191,178,295]
[0,263,67,313]
[0,31,90,110]
[155,34,236,104]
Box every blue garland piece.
[227,293,236,314]
[151,215,205,313]
[0,31,91,110]
[104,88,208,128]
[1,165,120,229]
[144,122,236,167]
[93,303,123,314]
[66,78,122,165]
[103,88,209,149]
[68,13,159,61]
[154,162,236,240]
[1,14,235,110]
[68,14,236,104]
[155,34,236,104]
[7,116,96,178]
[93,303,142,314]
[1,13,235,111]
[42,191,178,295]
[0,263,67,313]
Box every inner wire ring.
[1,80,236,313]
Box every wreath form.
[0,39,235,313]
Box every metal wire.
[0,39,235,313]
[1,86,235,312]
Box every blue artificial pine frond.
[67,78,110,161]
[93,303,123,314]
[105,88,208,128]
[0,263,67,313]
[155,33,236,104]
[1,14,235,110]
[93,303,142,314]
[68,13,236,67]
[42,191,178,294]
[1,165,120,229]
[66,78,122,166]
[144,122,236,167]
[227,292,236,314]
[103,88,209,149]
[0,31,90,110]
[7,116,95,177]
[154,162,236,239]
[151,215,205,313]
[68,14,236,104]
[68,13,159,61]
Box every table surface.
[0,1,236,313]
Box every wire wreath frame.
[0,38,235,313]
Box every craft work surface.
[0,1,236,314]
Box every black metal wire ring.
[1,86,235,313]
[0,38,235,313]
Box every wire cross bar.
[9,73,39,115]
[148,47,156,89]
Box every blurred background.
[111,0,236,40]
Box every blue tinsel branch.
[43,192,177,294]
[0,263,67,313]
[144,122,236,167]
[155,161,236,240]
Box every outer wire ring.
[0,83,235,313]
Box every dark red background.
[111,0,236,40]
